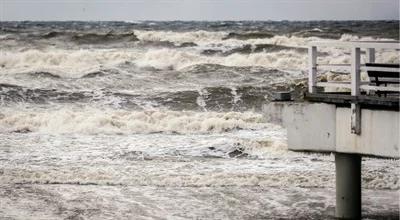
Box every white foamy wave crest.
[134,31,387,49]
[242,34,393,47]
[2,48,396,76]
[135,31,318,50]
[338,34,395,42]
[223,50,307,70]
[0,107,268,134]
[226,35,319,48]
[135,30,227,45]
[0,49,140,78]
[0,34,11,40]
[135,48,308,70]
[1,34,397,76]
[134,48,208,70]
[0,47,307,75]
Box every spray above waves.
[0,107,269,135]
[1,46,398,81]
[134,30,318,48]
[134,30,227,46]
[1,29,398,74]
[0,49,141,78]
[0,47,309,75]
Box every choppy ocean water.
[0,21,399,219]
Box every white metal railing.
[308,41,400,134]
[308,41,400,95]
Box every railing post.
[351,47,361,134]
[308,46,317,93]
[351,47,361,96]
[366,48,375,63]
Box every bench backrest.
[365,63,400,85]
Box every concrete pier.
[263,101,399,219]
[264,41,399,219]
[263,102,399,157]
[335,153,361,219]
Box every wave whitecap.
[1,35,398,77]
[0,107,268,134]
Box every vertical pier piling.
[335,153,362,219]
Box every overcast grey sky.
[1,0,399,21]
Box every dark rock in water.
[208,147,216,150]
[223,32,275,40]
[179,42,198,47]
[228,148,248,158]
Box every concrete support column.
[335,153,362,219]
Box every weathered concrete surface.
[335,153,362,219]
[336,108,399,157]
[263,102,400,158]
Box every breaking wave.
[0,49,140,78]
[135,30,227,45]
[0,107,268,134]
[0,47,308,75]
[114,48,309,70]
[1,45,398,78]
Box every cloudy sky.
[1,0,399,21]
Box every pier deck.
[305,92,399,109]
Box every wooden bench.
[365,63,400,96]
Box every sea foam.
[0,107,268,134]
[1,34,398,77]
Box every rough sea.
[0,20,399,219]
